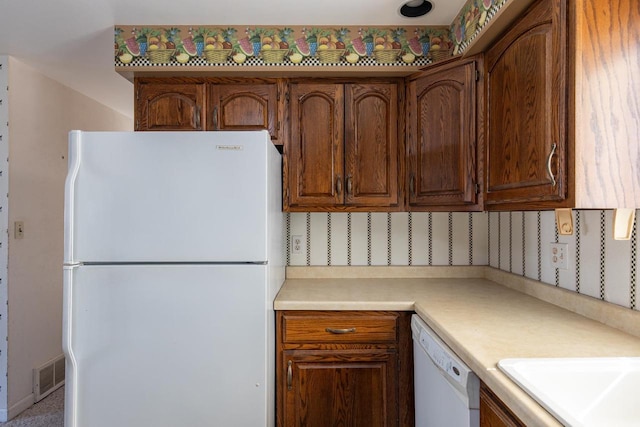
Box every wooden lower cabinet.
[480,382,525,427]
[276,311,413,427]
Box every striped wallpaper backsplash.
[287,209,639,312]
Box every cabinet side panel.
[574,0,640,208]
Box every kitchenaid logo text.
[216,145,243,151]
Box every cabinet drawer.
[281,311,398,344]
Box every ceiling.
[0,0,466,118]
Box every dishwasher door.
[411,314,480,427]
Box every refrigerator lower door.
[63,264,273,427]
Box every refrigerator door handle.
[62,265,79,427]
[64,131,82,264]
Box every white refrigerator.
[62,130,284,427]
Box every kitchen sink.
[498,357,640,427]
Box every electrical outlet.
[291,235,304,255]
[550,242,569,270]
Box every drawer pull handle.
[325,327,356,334]
[287,360,292,390]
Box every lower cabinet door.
[282,350,398,427]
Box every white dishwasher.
[411,314,480,426]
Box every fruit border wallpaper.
[114,25,452,68]
[450,0,508,55]
[113,0,509,69]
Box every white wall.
[288,210,639,312]
[0,56,10,417]
[3,56,132,420]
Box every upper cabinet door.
[209,80,281,143]
[136,82,205,131]
[287,82,345,208]
[407,58,480,210]
[485,0,566,207]
[345,83,400,208]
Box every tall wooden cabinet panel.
[406,56,482,211]
[284,79,402,211]
[345,83,399,207]
[135,81,205,131]
[287,82,345,208]
[276,311,413,427]
[208,80,281,142]
[484,0,567,208]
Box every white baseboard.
[0,392,35,422]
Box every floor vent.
[33,355,65,402]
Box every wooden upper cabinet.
[485,0,567,208]
[287,82,345,208]
[135,81,205,131]
[481,0,640,210]
[208,80,282,143]
[406,56,482,211]
[135,78,282,144]
[345,83,399,207]
[285,79,402,211]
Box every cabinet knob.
[346,176,353,195]
[546,142,557,187]
[213,106,218,130]
[287,360,292,390]
[335,176,342,196]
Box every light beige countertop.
[275,266,640,427]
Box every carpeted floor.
[0,387,63,427]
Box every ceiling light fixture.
[399,0,433,17]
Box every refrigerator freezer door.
[63,264,272,427]
[64,130,279,263]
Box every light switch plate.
[14,221,24,239]
[550,242,569,270]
